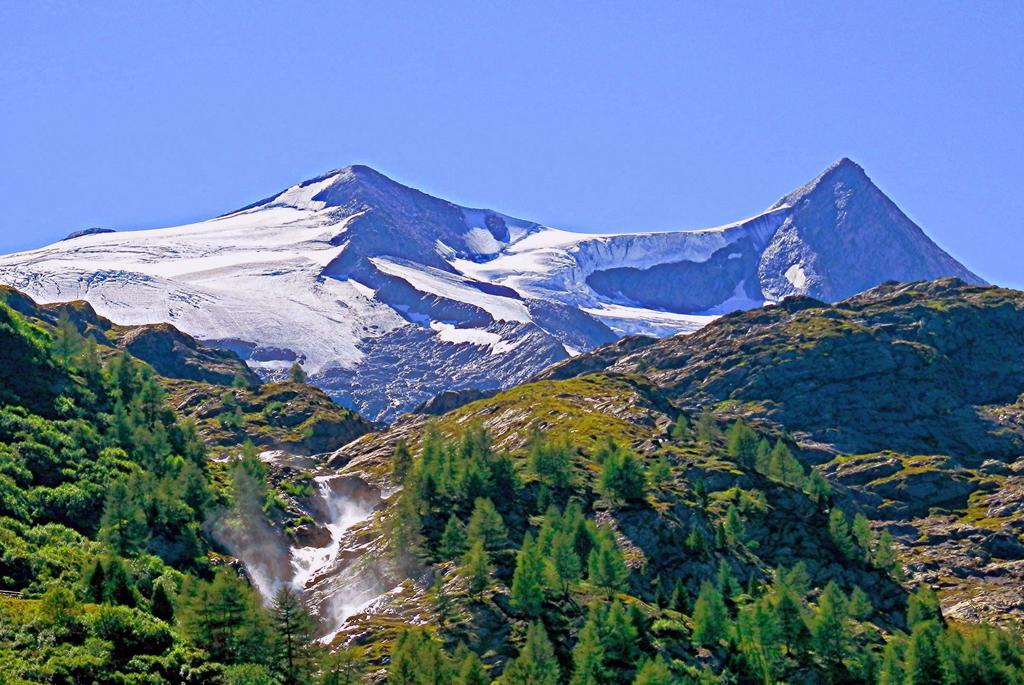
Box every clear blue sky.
[2,2,1021,287]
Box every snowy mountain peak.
[769,156,872,211]
[0,159,984,421]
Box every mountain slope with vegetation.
[3,279,1024,684]
[0,289,375,683]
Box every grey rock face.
[758,159,984,302]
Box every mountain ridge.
[0,159,984,420]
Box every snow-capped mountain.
[0,159,982,420]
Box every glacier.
[0,159,983,420]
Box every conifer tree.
[811,581,849,679]
[99,479,148,556]
[180,569,273,666]
[695,412,721,444]
[503,621,560,685]
[851,513,874,561]
[599,447,647,503]
[684,526,706,556]
[461,539,492,598]
[725,420,758,467]
[602,601,641,681]
[806,470,832,505]
[571,609,606,685]
[903,620,944,685]
[53,309,85,367]
[877,639,905,685]
[103,557,137,607]
[387,628,452,685]
[873,530,902,578]
[692,581,728,647]
[588,526,628,595]
[438,514,467,560]
[547,529,582,595]
[828,508,857,560]
[906,585,942,628]
[454,645,489,685]
[769,571,808,658]
[632,657,675,685]
[389,487,425,567]
[151,580,175,622]
[271,586,317,685]
[510,532,546,617]
[391,439,413,484]
[528,429,574,489]
[847,586,873,621]
[671,414,691,441]
[85,558,106,603]
[723,504,745,546]
[670,579,689,613]
[736,597,784,685]
[466,497,507,551]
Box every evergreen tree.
[754,439,772,473]
[692,581,728,647]
[695,412,721,444]
[461,539,492,598]
[319,647,366,685]
[811,581,849,680]
[528,429,574,489]
[684,526,707,556]
[588,526,628,595]
[723,504,745,546]
[725,420,758,467]
[438,514,467,560]
[903,620,944,685]
[151,580,175,622]
[877,638,905,685]
[454,645,489,685]
[389,487,426,568]
[769,571,808,658]
[85,558,106,603]
[271,586,317,685]
[670,414,691,441]
[647,457,673,488]
[391,439,413,484]
[99,479,148,556]
[715,559,740,600]
[103,557,137,607]
[503,621,560,685]
[806,470,832,505]
[602,601,641,681]
[736,597,784,685]
[510,532,546,618]
[906,585,942,628]
[53,309,85,367]
[571,609,606,685]
[599,446,647,503]
[466,497,507,551]
[847,586,873,621]
[547,529,583,595]
[387,628,452,685]
[828,508,857,560]
[670,579,689,613]
[851,513,874,561]
[873,530,903,578]
[632,657,675,685]
[179,569,273,665]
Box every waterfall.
[291,476,374,591]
